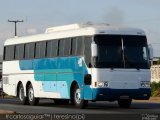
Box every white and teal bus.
[3,23,152,108]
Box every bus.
[2,23,152,108]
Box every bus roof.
[4,23,146,46]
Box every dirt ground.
[133,97,160,103]
[0,110,16,114]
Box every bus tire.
[27,84,39,105]
[118,99,132,108]
[73,84,88,109]
[18,84,28,105]
[54,99,69,105]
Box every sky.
[0,0,160,57]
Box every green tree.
[158,58,160,65]
[151,82,160,97]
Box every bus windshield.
[94,35,149,69]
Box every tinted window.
[46,40,58,57]
[40,41,46,58]
[123,35,149,69]
[4,45,15,61]
[76,37,84,55]
[35,42,40,58]
[25,43,35,59]
[3,47,6,60]
[35,41,46,58]
[24,44,29,59]
[58,39,65,56]
[84,37,92,67]
[71,38,77,55]
[94,35,123,68]
[94,35,149,69]
[64,38,71,56]
[15,44,24,60]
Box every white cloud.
[27,28,38,34]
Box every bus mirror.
[91,43,98,57]
[84,74,92,85]
[88,63,92,68]
[148,44,153,60]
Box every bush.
[151,82,160,97]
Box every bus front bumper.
[92,88,151,101]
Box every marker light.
[96,82,109,87]
[140,81,150,88]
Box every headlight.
[96,82,109,87]
[140,81,150,88]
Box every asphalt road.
[0,98,160,114]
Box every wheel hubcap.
[19,88,24,101]
[75,88,81,104]
[28,88,34,101]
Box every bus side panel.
[18,56,93,99]
[82,65,93,100]
[43,73,57,92]
[71,57,93,100]
[57,73,73,98]
[83,85,93,100]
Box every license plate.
[120,95,129,99]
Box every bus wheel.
[18,84,28,105]
[73,85,88,109]
[54,99,69,105]
[27,84,39,105]
[118,99,132,108]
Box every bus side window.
[46,41,52,58]
[3,47,6,60]
[4,45,15,61]
[53,40,58,57]
[35,42,41,58]
[46,40,58,58]
[40,41,46,58]
[25,43,35,59]
[64,38,71,56]
[24,44,29,59]
[84,37,92,67]
[76,37,84,56]
[15,44,24,60]
[58,39,65,56]
[71,38,77,56]
[35,41,46,58]
[15,45,19,60]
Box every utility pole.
[8,20,24,36]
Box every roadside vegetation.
[151,82,160,97]
[157,58,160,64]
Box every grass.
[151,82,160,97]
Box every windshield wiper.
[121,38,126,68]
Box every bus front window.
[93,35,149,69]
[123,35,149,69]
